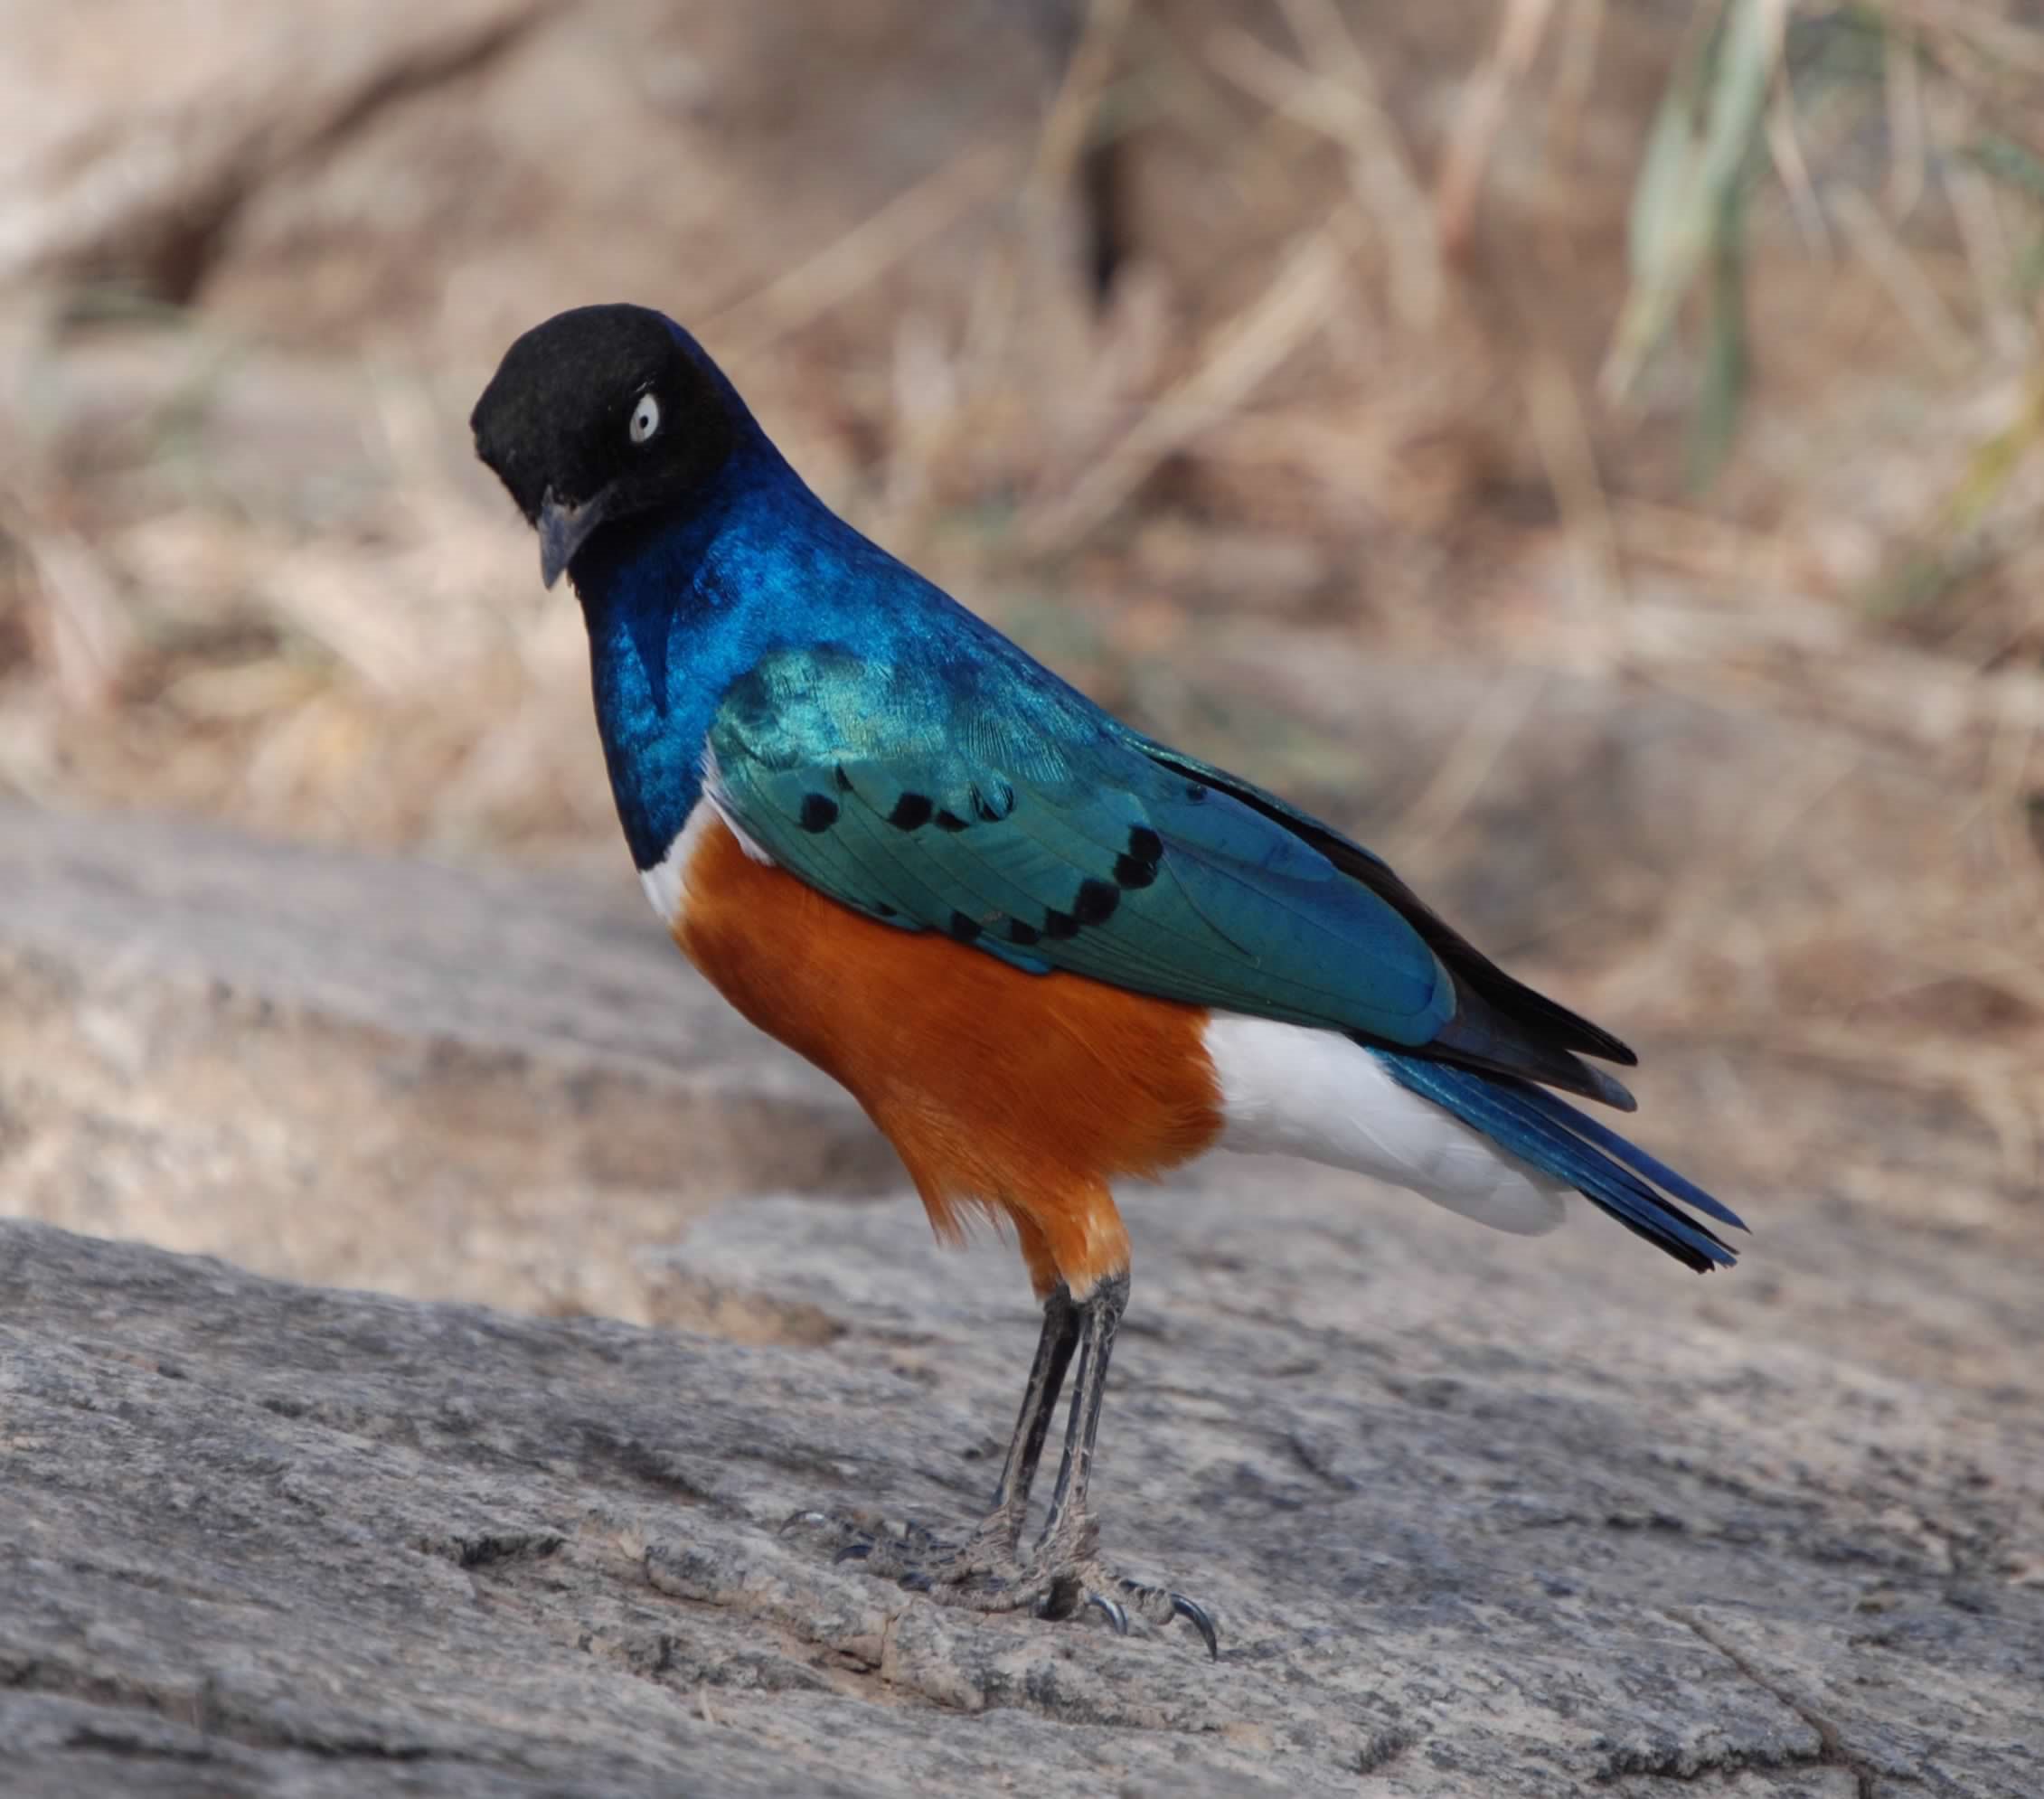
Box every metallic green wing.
[706,645,1458,1046]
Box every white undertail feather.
[1202,1014,1569,1236]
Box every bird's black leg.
[1030,1269,1126,1556]
[832,1270,1217,1656]
[986,1283,1081,1527]
[1021,1272,1217,1655]
[832,1286,1078,1579]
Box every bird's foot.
[829,1502,1218,1657]
[1035,1562,1220,1658]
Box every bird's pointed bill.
[538,490,612,589]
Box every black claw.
[833,1542,871,1565]
[1088,1592,1130,1635]
[1170,1592,1220,1660]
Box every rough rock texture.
[3,801,2039,1797]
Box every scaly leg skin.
[834,1274,1220,1658]
[830,1285,1077,1587]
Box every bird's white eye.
[629,391,662,445]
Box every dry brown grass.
[0,0,2039,1195]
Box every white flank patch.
[637,797,724,927]
[637,744,781,928]
[1203,1014,1569,1237]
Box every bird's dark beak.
[536,488,613,589]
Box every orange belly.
[670,814,1223,1296]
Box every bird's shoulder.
[703,631,1460,1041]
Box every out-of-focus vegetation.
[0,0,2038,1188]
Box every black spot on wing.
[947,911,983,943]
[932,808,969,833]
[1005,918,1041,946]
[798,794,839,832]
[833,766,852,792]
[1072,879,1120,926]
[1113,824,1163,889]
[889,793,934,831]
[1042,908,1079,940]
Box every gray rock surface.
[0,801,897,1322]
[2,801,2039,1796]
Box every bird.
[469,303,1746,1659]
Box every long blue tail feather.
[1508,1081,1747,1231]
[1375,1054,1744,1273]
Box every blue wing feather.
[705,645,1606,1066]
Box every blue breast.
[571,438,809,869]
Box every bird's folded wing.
[706,646,1456,1047]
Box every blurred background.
[1,0,2039,1302]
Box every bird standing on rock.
[470,304,1746,1658]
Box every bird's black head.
[470,304,739,588]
